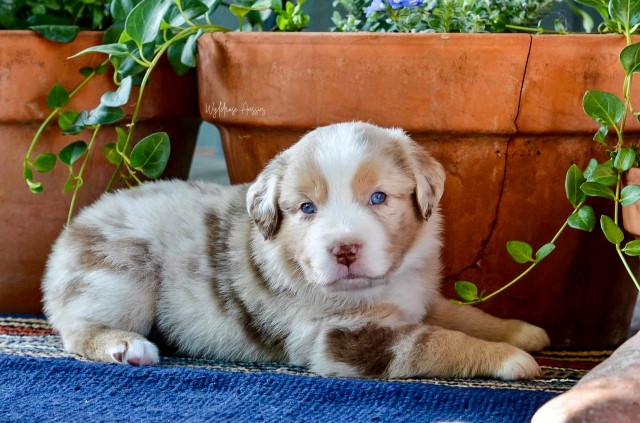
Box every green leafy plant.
[452,0,640,305]
[0,0,112,42]
[332,0,562,33]
[22,0,309,225]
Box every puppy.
[42,122,549,379]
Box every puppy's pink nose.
[332,243,360,267]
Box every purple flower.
[365,0,424,16]
[388,0,424,9]
[365,0,385,17]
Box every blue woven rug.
[0,316,600,423]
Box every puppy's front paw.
[494,348,541,380]
[506,321,550,352]
[108,338,159,366]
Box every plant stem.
[476,201,583,303]
[105,27,204,191]
[504,24,566,34]
[617,247,640,291]
[66,125,100,225]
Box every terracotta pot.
[197,32,639,349]
[0,31,200,314]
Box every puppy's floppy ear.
[390,128,446,220]
[412,148,446,220]
[246,153,287,239]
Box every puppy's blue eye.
[301,202,316,214]
[370,192,387,205]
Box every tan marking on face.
[294,159,329,205]
[351,159,381,200]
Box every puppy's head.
[247,122,445,294]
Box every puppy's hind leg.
[424,296,550,352]
[43,231,161,366]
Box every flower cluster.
[334,0,560,33]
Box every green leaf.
[609,0,640,31]
[506,240,534,264]
[69,43,129,59]
[104,21,126,45]
[621,43,640,74]
[583,158,598,180]
[581,181,616,200]
[115,127,130,153]
[110,0,136,22]
[621,184,640,206]
[167,38,190,76]
[100,76,132,108]
[594,125,609,144]
[30,25,79,43]
[588,161,618,186]
[583,90,626,128]
[181,30,203,68]
[64,177,76,194]
[575,0,607,7]
[27,179,44,194]
[33,153,57,173]
[251,0,273,9]
[623,240,640,256]
[168,0,208,26]
[63,111,88,135]
[46,83,69,109]
[104,143,122,165]
[58,110,79,131]
[230,4,252,18]
[535,243,556,261]
[79,67,94,76]
[130,132,171,178]
[125,0,173,45]
[566,164,587,207]
[454,281,478,302]
[115,41,153,80]
[601,215,624,245]
[58,141,87,166]
[568,0,595,32]
[84,104,125,126]
[615,148,637,172]
[567,205,596,232]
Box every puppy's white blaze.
[312,123,368,202]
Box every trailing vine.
[22,0,309,225]
[453,0,640,304]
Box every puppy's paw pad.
[107,339,159,366]
[507,322,550,352]
[494,349,540,381]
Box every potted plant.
[196,0,640,348]
[1,1,201,313]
